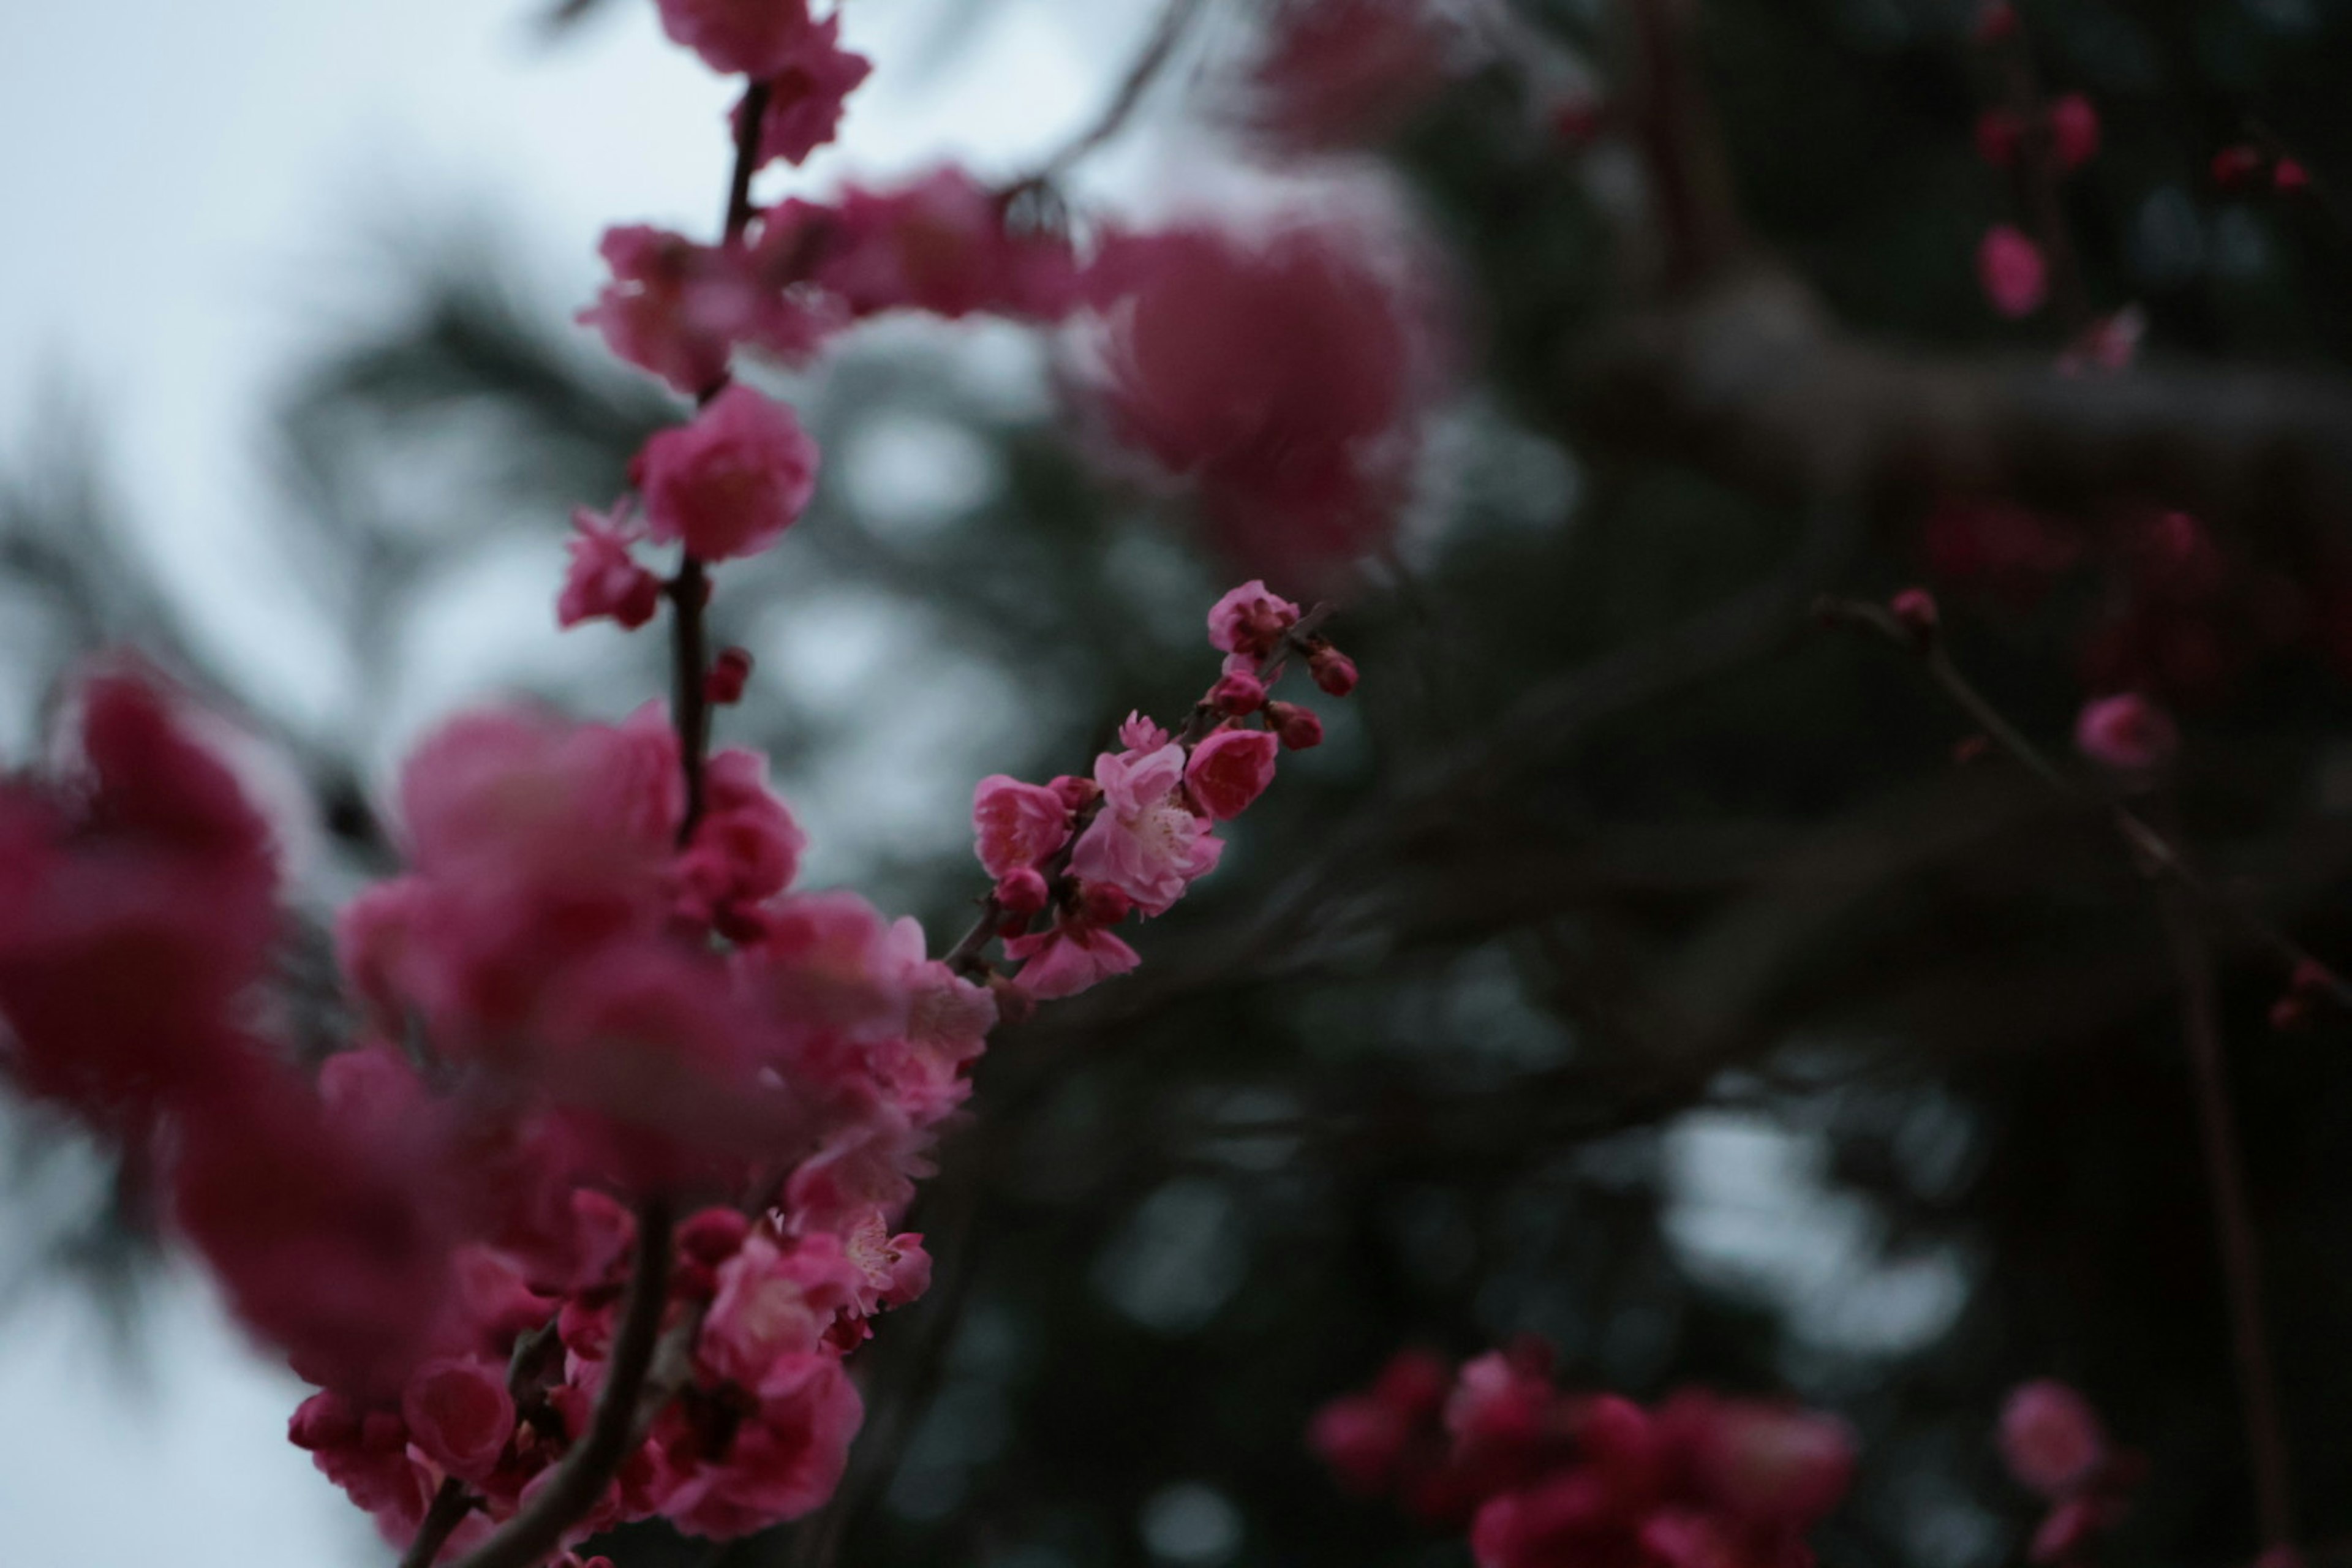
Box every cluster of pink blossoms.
[969,581,1355,1001]
[0,2,1371,1564]
[1310,1344,1855,1568]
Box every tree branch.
[1573,267,2352,546]
[447,1198,676,1568]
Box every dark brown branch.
[448,1198,676,1568]
[2159,894,2297,1557]
[669,557,714,840]
[1574,267,2352,546]
[399,1479,472,1568]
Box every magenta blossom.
[971,775,1071,878]
[558,502,662,630]
[1187,727,1280,821]
[1004,919,1142,1000]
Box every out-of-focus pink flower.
[637,385,821,562]
[1242,0,1458,152]
[1004,919,1142,999]
[699,1233,865,1390]
[1186,728,1280,820]
[2212,145,2265,189]
[559,502,663,630]
[803,168,1080,323]
[2048,94,2099,171]
[971,775,1071,878]
[402,1356,516,1482]
[1068,743,1223,915]
[1977,110,2022,168]
[1084,224,1444,573]
[706,646,755,704]
[2000,1380,2109,1498]
[665,1354,863,1537]
[654,0,817,78]
[1978,224,2049,318]
[1921,499,2081,604]
[580,227,829,395]
[2073,694,2179,772]
[740,15,871,167]
[677,748,807,924]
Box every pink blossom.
[677,748,807,922]
[1243,0,1458,152]
[1211,671,1267,715]
[1977,110,2022,168]
[580,227,819,396]
[1978,225,2049,318]
[636,385,821,562]
[2074,693,2178,771]
[994,866,1049,916]
[1208,580,1302,657]
[1084,224,1444,571]
[1186,727,1280,820]
[706,646,755,704]
[971,774,1071,877]
[699,1233,865,1390]
[665,1355,862,1537]
[1004,919,1142,1000]
[1068,742,1223,915]
[402,1356,516,1482]
[558,502,663,630]
[1119,710,1173,753]
[2000,1380,2108,1498]
[2048,94,2099,171]
[1268,701,1325,750]
[654,0,818,78]
[1309,646,1359,696]
[739,15,872,167]
[808,168,1081,323]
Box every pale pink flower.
[810,168,1081,322]
[1068,743,1224,914]
[971,775,1071,877]
[637,385,821,562]
[1118,710,1172,753]
[1186,727,1280,820]
[1207,579,1302,657]
[699,1233,865,1390]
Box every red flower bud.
[705,646,754,705]
[1268,701,1325,750]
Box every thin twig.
[448,1199,677,1568]
[670,557,714,839]
[2159,892,2297,1557]
[1022,0,1206,187]
[1815,596,2352,1008]
[399,1479,473,1568]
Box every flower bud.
[995,866,1051,919]
[1211,671,1268,715]
[706,646,754,705]
[1050,774,1101,812]
[1309,646,1360,697]
[1889,587,1940,640]
[1268,701,1325,750]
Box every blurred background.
[7,0,2352,1565]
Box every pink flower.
[971,775,1071,877]
[699,1233,865,1390]
[809,168,1081,322]
[2074,693,2178,771]
[1978,225,2049,318]
[580,227,804,395]
[1068,743,1223,915]
[740,15,872,167]
[1186,728,1280,820]
[1242,0,1458,152]
[636,385,821,562]
[1004,919,1142,999]
[1208,580,1302,657]
[677,748,807,922]
[402,1356,516,1482]
[1119,710,1172,753]
[654,0,818,78]
[1083,224,1444,571]
[663,1354,862,1537]
[2049,94,2099,172]
[1977,110,2022,168]
[2000,1380,2108,1498]
[558,502,663,630]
